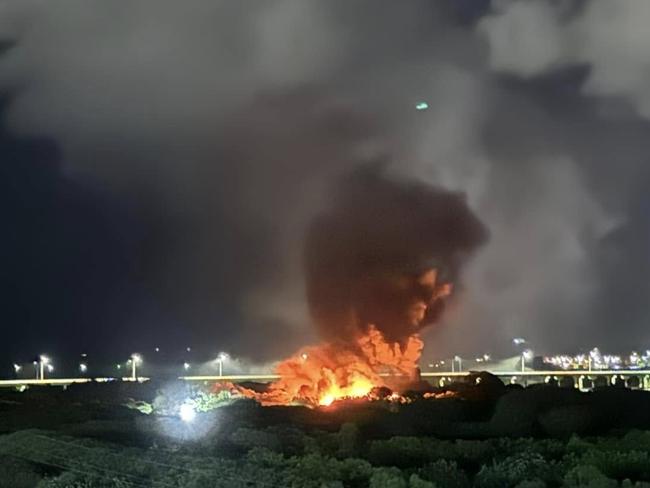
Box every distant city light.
[183,362,190,371]
[116,364,122,370]
[81,353,87,357]
[179,402,196,423]
[186,347,191,352]
[415,101,429,110]
[79,363,87,373]
[155,347,160,352]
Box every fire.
[222,265,457,407]
[221,269,456,407]
[255,325,425,406]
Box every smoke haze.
[1,0,649,362]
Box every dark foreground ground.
[2,373,650,487]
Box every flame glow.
[253,325,425,406]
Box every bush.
[368,437,451,468]
[369,467,407,488]
[514,480,546,488]
[475,452,558,488]
[580,449,650,481]
[418,460,469,488]
[230,428,281,452]
[0,455,41,488]
[409,474,437,488]
[563,465,617,487]
[538,405,595,437]
[336,422,361,458]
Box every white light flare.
[179,402,196,423]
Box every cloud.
[479,0,650,118]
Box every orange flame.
[227,272,453,407]
[256,325,424,406]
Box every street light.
[13,363,21,374]
[453,355,462,373]
[183,362,191,371]
[130,354,142,381]
[33,361,38,379]
[39,355,50,380]
[521,349,533,372]
[513,338,527,346]
[79,363,88,374]
[216,352,228,377]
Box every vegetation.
[2,379,650,486]
[1,421,650,486]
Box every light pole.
[39,355,50,381]
[130,354,142,381]
[521,349,533,373]
[217,352,228,377]
[454,355,462,373]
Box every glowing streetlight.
[33,361,38,379]
[183,362,191,371]
[130,354,142,381]
[46,364,54,373]
[39,355,50,380]
[79,363,88,373]
[453,355,462,373]
[513,338,526,346]
[521,349,533,372]
[13,363,21,374]
[216,352,228,377]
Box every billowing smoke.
[2,0,650,363]
[305,166,487,345]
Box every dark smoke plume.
[305,165,488,345]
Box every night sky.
[2,0,650,369]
